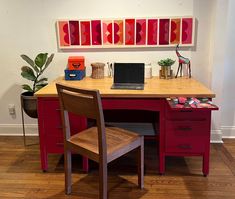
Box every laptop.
[111,63,145,90]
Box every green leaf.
[37,77,48,83]
[21,54,39,73]
[21,55,34,67]
[44,53,54,69]
[35,53,48,68]
[158,58,175,66]
[35,83,48,92]
[21,66,36,81]
[22,84,33,92]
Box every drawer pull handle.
[177,127,192,131]
[178,144,192,149]
[56,108,61,111]
[56,125,63,129]
[179,110,193,113]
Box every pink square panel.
[114,20,123,45]
[170,18,181,44]
[91,20,102,45]
[58,21,70,46]
[159,19,170,45]
[136,19,146,45]
[182,18,193,44]
[69,21,80,45]
[80,21,91,46]
[103,20,113,45]
[147,19,158,45]
[125,19,135,45]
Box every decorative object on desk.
[175,44,191,78]
[68,56,85,70]
[57,17,194,49]
[65,56,85,80]
[145,63,152,79]
[167,97,218,109]
[158,58,175,79]
[107,62,113,77]
[91,62,105,79]
[20,52,54,145]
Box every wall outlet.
[8,104,15,115]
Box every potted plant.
[20,53,54,118]
[158,58,175,79]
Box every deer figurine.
[175,44,191,78]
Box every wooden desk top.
[35,76,215,98]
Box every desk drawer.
[46,135,64,153]
[165,121,209,153]
[166,109,209,121]
[40,99,87,136]
[165,120,209,136]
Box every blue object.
[64,69,85,80]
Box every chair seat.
[68,127,141,162]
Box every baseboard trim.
[0,124,38,136]
[0,124,230,143]
[221,126,235,138]
[211,129,223,143]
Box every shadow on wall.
[0,83,37,124]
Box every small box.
[64,69,85,80]
[68,56,85,70]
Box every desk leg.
[159,153,165,175]
[203,147,210,176]
[40,147,48,172]
[203,154,209,176]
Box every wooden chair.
[56,83,144,199]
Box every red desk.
[36,77,216,175]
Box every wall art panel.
[182,18,193,44]
[103,20,113,45]
[159,19,170,45]
[69,20,80,45]
[170,18,181,44]
[136,19,146,45]
[58,21,70,46]
[80,21,91,46]
[91,20,102,45]
[125,19,135,45]
[113,20,123,45]
[147,19,158,45]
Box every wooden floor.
[0,137,235,199]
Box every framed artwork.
[103,20,113,45]
[57,17,195,49]
[80,21,91,46]
[113,20,123,45]
[147,19,158,45]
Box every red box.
[68,56,85,70]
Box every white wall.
[1,0,234,141]
[0,0,194,134]
[221,0,235,138]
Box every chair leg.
[138,137,144,189]
[99,161,108,199]
[64,149,72,194]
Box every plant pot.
[21,92,38,118]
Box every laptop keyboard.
[111,83,144,90]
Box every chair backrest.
[56,83,106,156]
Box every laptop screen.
[114,63,145,84]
